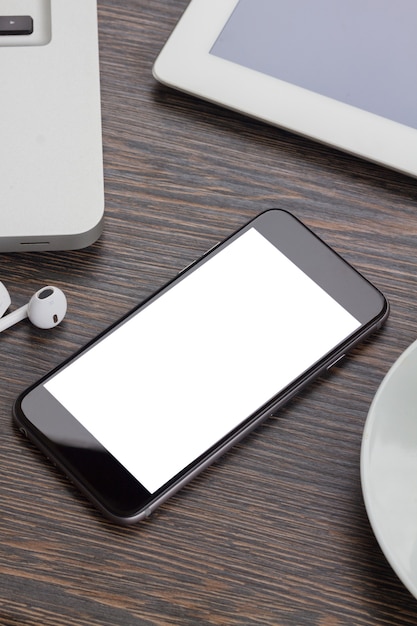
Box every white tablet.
[153,0,417,179]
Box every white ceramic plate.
[361,339,417,598]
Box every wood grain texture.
[1,1,417,624]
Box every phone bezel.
[13,210,389,524]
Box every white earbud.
[0,281,11,317]
[0,285,67,332]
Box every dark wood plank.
[1,1,417,624]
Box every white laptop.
[0,0,104,252]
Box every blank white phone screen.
[211,0,417,129]
[45,228,360,493]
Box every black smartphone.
[13,210,389,525]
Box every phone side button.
[179,260,194,274]
[326,354,345,371]
[179,242,220,275]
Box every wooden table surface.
[2,2,417,624]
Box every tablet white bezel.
[153,0,417,178]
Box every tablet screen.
[211,0,417,129]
